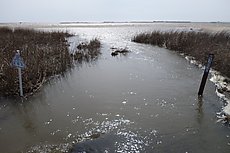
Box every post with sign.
[18,67,23,97]
[198,54,214,96]
[12,50,25,97]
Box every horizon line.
[1,20,230,24]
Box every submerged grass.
[0,27,101,97]
[132,31,230,78]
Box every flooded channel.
[0,23,230,153]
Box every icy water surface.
[0,23,230,153]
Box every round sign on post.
[12,50,25,97]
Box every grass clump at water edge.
[71,38,101,62]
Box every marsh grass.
[133,31,230,78]
[0,27,73,97]
[72,38,101,62]
[0,27,101,97]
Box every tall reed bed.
[0,27,102,97]
[133,31,230,78]
[0,27,73,97]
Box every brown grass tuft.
[73,38,101,62]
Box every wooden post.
[198,54,214,96]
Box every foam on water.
[185,56,203,68]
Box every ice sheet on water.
[210,71,230,92]
[210,71,230,117]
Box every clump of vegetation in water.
[132,31,230,78]
[0,27,101,97]
[111,47,130,56]
[71,38,101,62]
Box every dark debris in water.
[111,47,130,56]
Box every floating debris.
[156,140,162,145]
[129,91,137,95]
[67,133,72,138]
[44,119,53,125]
[111,47,130,56]
[51,129,61,135]
[122,100,127,104]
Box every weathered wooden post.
[12,50,26,97]
[198,54,214,96]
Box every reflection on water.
[16,103,37,133]
[1,23,230,153]
[196,96,204,124]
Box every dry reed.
[0,27,101,97]
[0,27,73,96]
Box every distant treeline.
[132,31,230,78]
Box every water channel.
[0,23,230,153]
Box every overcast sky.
[1,0,230,23]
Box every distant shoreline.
[1,22,230,33]
[1,21,230,25]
